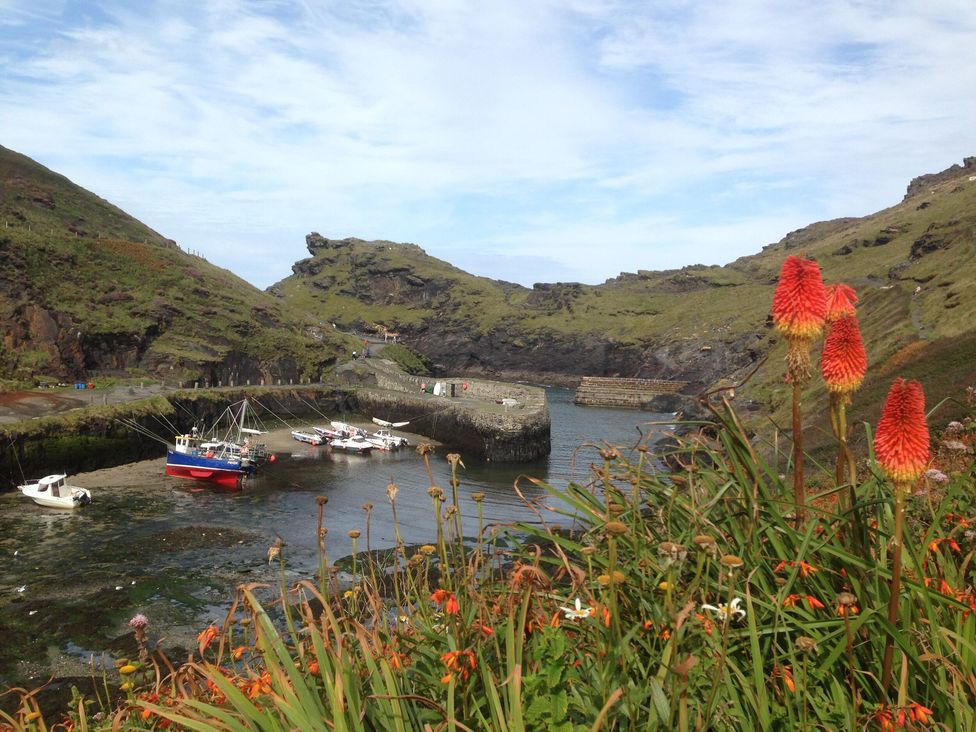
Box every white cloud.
[1,0,974,288]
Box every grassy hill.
[274,160,976,451]
[0,145,349,387]
[3,141,973,453]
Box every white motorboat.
[19,474,92,509]
[329,435,374,453]
[367,428,410,451]
[292,430,325,446]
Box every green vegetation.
[380,343,431,375]
[5,389,974,730]
[0,145,347,383]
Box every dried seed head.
[795,636,818,654]
[720,554,744,569]
[347,529,361,539]
[837,592,857,607]
[658,541,688,566]
[446,453,465,469]
[316,495,329,506]
[581,546,597,556]
[604,521,628,536]
[416,443,436,456]
[600,446,622,461]
[471,492,485,503]
[362,502,373,512]
[427,486,445,500]
[386,482,399,502]
[419,544,436,555]
[444,505,458,519]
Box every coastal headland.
[0,359,550,489]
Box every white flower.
[701,597,746,622]
[560,597,594,620]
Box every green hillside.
[0,145,348,386]
[274,160,976,449]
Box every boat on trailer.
[19,474,92,509]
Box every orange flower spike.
[445,594,459,615]
[771,664,796,693]
[824,283,858,321]
[805,595,825,610]
[197,624,219,651]
[909,702,934,724]
[771,256,827,340]
[430,589,449,605]
[821,315,867,395]
[874,378,930,484]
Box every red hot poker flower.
[824,283,858,321]
[821,314,867,396]
[874,378,930,484]
[771,256,827,341]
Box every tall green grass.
[5,394,974,731]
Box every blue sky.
[2,0,974,289]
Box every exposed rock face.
[904,157,976,200]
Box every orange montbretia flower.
[821,314,867,395]
[874,378,930,484]
[771,256,827,340]
[824,283,858,321]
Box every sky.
[2,1,975,289]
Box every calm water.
[0,388,671,686]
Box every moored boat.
[366,428,410,451]
[313,425,344,441]
[166,432,255,488]
[19,474,92,509]
[292,430,325,445]
[164,399,274,488]
[329,435,374,453]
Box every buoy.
[269,454,277,463]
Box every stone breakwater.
[337,359,551,462]
[0,363,551,489]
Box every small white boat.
[329,435,374,453]
[313,426,344,440]
[367,428,410,451]
[292,430,325,445]
[329,421,368,438]
[372,417,410,428]
[19,474,92,509]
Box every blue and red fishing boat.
[165,399,272,488]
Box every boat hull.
[165,450,253,488]
[19,486,92,509]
